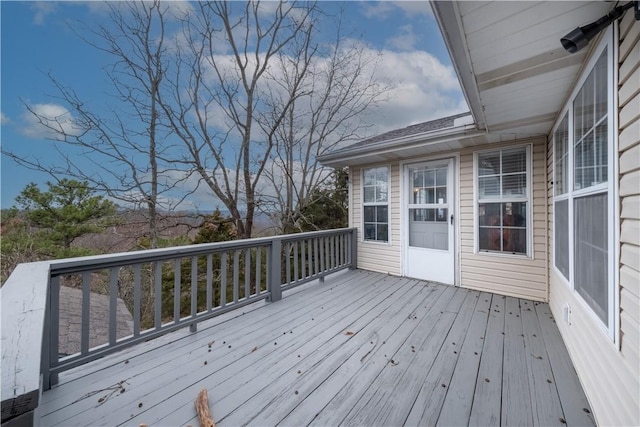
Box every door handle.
[450,214,454,225]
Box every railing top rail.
[1,262,51,423]
[49,228,356,276]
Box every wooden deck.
[39,269,595,426]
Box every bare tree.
[158,1,315,238]
[158,1,388,238]
[262,10,388,233]
[4,1,188,248]
[6,0,388,242]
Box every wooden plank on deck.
[435,291,492,426]
[213,280,440,427]
[171,278,428,426]
[41,271,381,425]
[403,290,481,426]
[272,285,457,427]
[520,299,565,426]
[501,297,533,426]
[468,294,506,426]
[535,303,595,426]
[112,274,415,426]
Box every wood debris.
[195,388,216,427]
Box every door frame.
[400,154,460,286]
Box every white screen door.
[405,159,455,284]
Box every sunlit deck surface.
[40,269,595,426]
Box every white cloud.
[393,1,433,18]
[163,1,194,20]
[361,2,396,20]
[364,48,466,134]
[0,112,10,125]
[20,103,83,139]
[192,35,464,151]
[31,2,57,25]
[361,1,432,20]
[387,24,418,51]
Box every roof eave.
[431,1,487,131]
[319,124,483,168]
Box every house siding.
[349,137,549,301]
[349,163,402,276]
[547,13,640,427]
[459,137,548,301]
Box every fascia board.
[319,124,484,167]
[431,1,487,130]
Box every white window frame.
[361,166,390,244]
[551,26,617,340]
[473,144,533,258]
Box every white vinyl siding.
[460,138,548,301]
[618,8,640,413]
[350,138,547,300]
[548,14,639,427]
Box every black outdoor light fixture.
[561,1,640,53]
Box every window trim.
[473,144,533,258]
[550,25,617,341]
[361,165,391,244]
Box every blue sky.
[1,1,465,210]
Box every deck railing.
[0,228,356,426]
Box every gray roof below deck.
[344,112,473,149]
[318,110,540,168]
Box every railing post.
[268,238,282,302]
[49,276,60,387]
[41,285,52,391]
[350,228,358,270]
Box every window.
[476,146,530,255]
[363,166,389,242]
[552,37,614,333]
[554,115,570,279]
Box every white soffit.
[436,1,614,136]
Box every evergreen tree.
[15,179,117,250]
[297,168,349,232]
[193,209,237,244]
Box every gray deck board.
[521,299,565,426]
[435,291,491,426]
[502,296,534,426]
[215,279,435,427]
[402,289,479,427]
[535,302,596,426]
[39,270,596,427]
[468,294,506,426]
[306,286,462,427]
